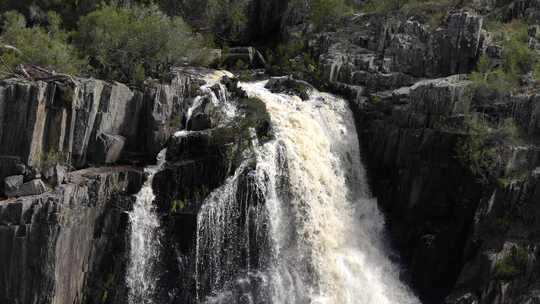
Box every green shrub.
[206,0,249,42]
[471,19,540,92]
[362,0,460,26]
[39,149,68,169]
[75,4,212,85]
[168,114,183,129]
[457,116,519,183]
[0,11,86,77]
[494,245,528,280]
[170,199,187,213]
[265,40,323,85]
[362,0,402,14]
[310,0,353,29]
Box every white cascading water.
[195,80,420,303]
[127,149,167,304]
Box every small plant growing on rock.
[170,199,187,214]
[471,19,540,93]
[494,245,529,281]
[39,149,68,170]
[456,116,520,184]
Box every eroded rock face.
[0,68,222,196]
[315,10,484,95]
[309,6,540,302]
[349,72,540,303]
[0,166,144,304]
[0,67,244,304]
[351,75,481,303]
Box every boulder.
[265,76,313,100]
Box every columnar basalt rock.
[0,166,144,304]
[316,10,484,95]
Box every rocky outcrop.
[0,166,144,304]
[352,75,481,303]
[309,6,540,302]
[0,66,241,304]
[349,71,540,303]
[315,10,484,95]
[0,68,226,196]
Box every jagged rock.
[188,113,212,131]
[4,175,23,197]
[427,11,484,77]
[43,164,67,187]
[94,133,126,164]
[8,179,47,197]
[0,67,232,196]
[0,166,144,304]
[315,10,484,88]
[265,76,313,100]
[352,75,481,303]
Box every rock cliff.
[0,67,256,304]
[312,3,540,304]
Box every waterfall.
[194,80,420,304]
[127,149,167,304]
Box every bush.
[0,11,86,77]
[494,245,528,280]
[471,19,540,92]
[75,5,212,85]
[39,149,68,170]
[265,40,323,85]
[456,116,519,183]
[206,0,249,42]
[362,0,459,18]
[310,0,353,29]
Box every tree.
[0,10,85,77]
[310,0,352,29]
[75,4,212,85]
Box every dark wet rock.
[0,67,230,196]
[265,76,313,100]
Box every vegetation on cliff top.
[494,245,529,281]
[470,19,540,93]
[0,0,355,84]
[0,10,85,77]
[75,4,212,84]
[0,4,213,85]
